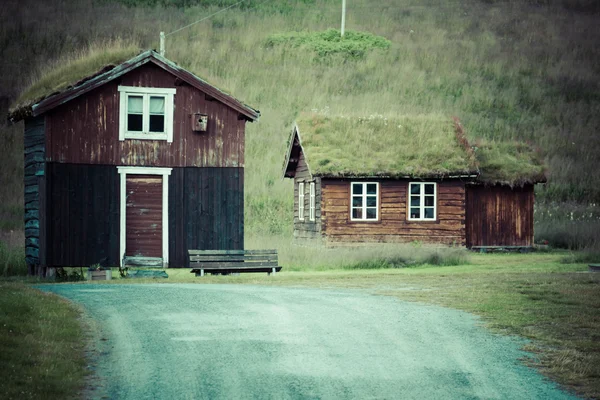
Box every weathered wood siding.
[321,179,466,245]
[45,163,120,267]
[45,63,246,167]
[169,167,244,267]
[293,177,322,242]
[24,117,45,269]
[125,175,163,258]
[465,184,534,247]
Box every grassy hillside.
[1,0,599,241]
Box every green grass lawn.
[0,281,88,400]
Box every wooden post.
[160,32,165,57]
[341,0,346,37]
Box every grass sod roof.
[472,139,546,186]
[294,113,479,178]
[9,44,141,119]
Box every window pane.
[352,197,362,207]
[149,96,165,114]
[366,184,377,195]
[410,196,420,207]
[128,96,143,113]
[425,196,434,207]
[127,114,143,132]
[410,208,420,218]
[149,115,165,132]
[352,208,362,219]
[424,208,434,219]
[410,183,420,194]
[366,208,377,219]
[366,196,376,207]
[352,183,363,195]
[425,184,435,195]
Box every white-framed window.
[408,182,437,221]
[298,182,305,221]
[309,182,316,221]
[351,182,379,221]
[118,86,175,142]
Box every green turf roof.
[294,113,479,178]
[472,139,546,186]
[10,45,141,117]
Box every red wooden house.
[283,113,545,248]
[9,50,259,275]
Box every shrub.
[0,242,27,276]
[265,29,391,59]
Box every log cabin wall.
[23,117,45,272]
[321,179,466,245]
[465,184,534,247]
[292,152,322,243]
[44,63,246,168]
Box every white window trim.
[309,182,316,221]
[117,166,172,267]
[350,182,379,221]
[118,86,175,143]
[298,182,305,221]
[408,182,437,221]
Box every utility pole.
[160,32,165,57]
[341,0,346,37]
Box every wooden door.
[125,175,163,257]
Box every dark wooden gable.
[283,125,306,178]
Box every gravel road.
[39,283,577,400]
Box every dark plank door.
[126,175,163,258]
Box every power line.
[165,0,249,37]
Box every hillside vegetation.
[0,0,599,242]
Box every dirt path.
[39,284,577,399]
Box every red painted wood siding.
[465,184,534,247]
[126,175,162,258]
[45,63,246,167]
[321,179,466,245]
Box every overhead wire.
[165,0,249,37]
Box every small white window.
[118,86,175,142]
[351,182,378,221]
[408,182,437,221]
[309,182,316,221]
[298,182,305,221]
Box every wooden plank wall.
[293,177,322,243]
[169,167,244,267]
[45,63,246,168]
[45,163,120,267]
[465,184,534,247]
[125,175,163,258]
[321,179,466,245]
[23,117,45,271]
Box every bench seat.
[189,249,281,276]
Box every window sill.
[122,133,170,141]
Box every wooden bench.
[188,249,281,277]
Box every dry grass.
[11,39,140,114]
[295,113,477,178]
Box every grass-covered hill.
[1,0,599,241]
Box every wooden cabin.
[283,114,545,248]
[9,50,259,276]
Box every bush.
[265,29,391,59]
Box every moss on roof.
[10,42,141,116]
[295,113,478,178]
[473,139,546,186]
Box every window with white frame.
[351,182,378,221]
[408,182,437,220]
[298,182,305,221]
[309,182,316,221]
[118,86,175,142]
